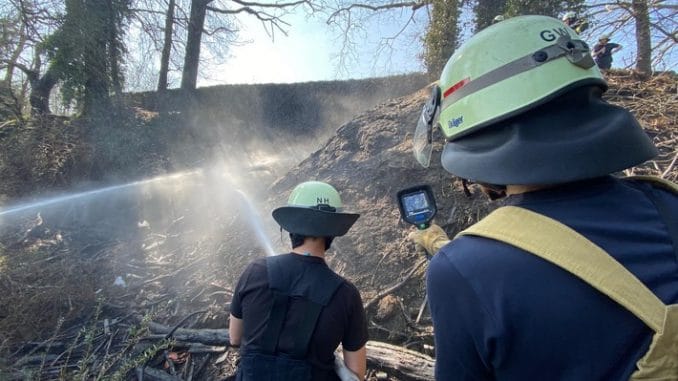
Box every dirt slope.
[0,71,675,380]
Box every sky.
[126,3,674,89]
[198,8,428,86]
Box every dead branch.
[363,258,427,311]
[147,322,230,346]
[142,367,183,381]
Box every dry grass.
[604,70,677,181]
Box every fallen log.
[148,322,230,346]
[146,323,435,380]
[365,341,435,381]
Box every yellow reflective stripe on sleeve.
[456,206,666,333]
[625,175,678,193]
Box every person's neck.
[505,184,552,195]
[291,239,326,258]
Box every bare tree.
[158,0,176,90]
[584,0,677,74]
[180,0,315,90]
[631,0,651,76]
[0,0,62,115]
[322,0,429,76]
[180,0,209,90]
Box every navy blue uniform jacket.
[427,176,678,380]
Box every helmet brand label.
[317,197,330,204]
[540,27,568,42]
[449,116,464,128]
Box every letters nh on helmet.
[317,197,330,204]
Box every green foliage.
[43,0,131,114]
[503,0,585,18]
[424,0,585,75]
[474,0,508,31]
[423,0,462,76]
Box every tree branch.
[327,1,426,25]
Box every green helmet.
[562,11,576,21]
[272,181,360,237]
[438,15,603,141]
[412,15,657,185]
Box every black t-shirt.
[230,253,368,379]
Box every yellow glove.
[408,224,450,255]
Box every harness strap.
[290,299,323,358]
[457,206,667,333]
[260,291,290,354]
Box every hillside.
[0,70,675,380]
[0,74,429,199]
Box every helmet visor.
[413,86,441,168]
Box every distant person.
[562,11,589,34]
[229,181,367,381]
[409,15,678,380]
[593,34,622,70]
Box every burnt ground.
[0,70,675,380]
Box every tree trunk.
[28,65,58,115]
[4,23,27,84]
[632,0,652,77]
[158,0,176,91]
[180,0,210,91]
[107,0,124,108]
[82,0,113,115]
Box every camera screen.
[403,192,429,215]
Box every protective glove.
[408,224,450,256]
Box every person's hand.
[334,353,360,381]
[408,224,450,256]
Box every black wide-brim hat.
[272,206,360,237]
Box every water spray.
[0,165,278,258]
[234,189,276,256]
[0,170,201,218]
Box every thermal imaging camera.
[396,185,437,230]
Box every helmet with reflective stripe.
[272,181,360,237]
[438,15,604,142]
[436,15,657,185]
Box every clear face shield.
[413,86,441,168]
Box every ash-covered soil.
[0,71,675,380]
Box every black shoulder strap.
[262,255,344,358]
[625,176,678,261]
[260,290,289,354]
